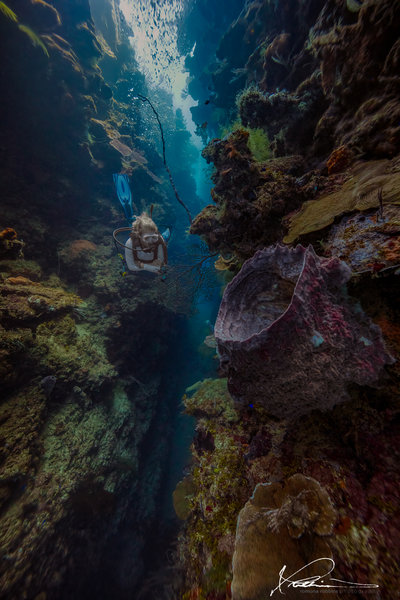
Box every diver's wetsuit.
[124,237,166,273]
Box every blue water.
[135,140,221,595]
[161,291,220,519]
[160,149,221,517]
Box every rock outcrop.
[188,0,400,261]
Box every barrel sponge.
[215,244,394,420]
[232,474,337,600]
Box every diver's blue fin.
[113,173,133,222]
[161,227,172,244]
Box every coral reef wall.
[188,0,400,260]
[0,1,195,598]
[176,1,400,599]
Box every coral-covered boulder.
[232,474,337,600]
[191,129,307,259]
[184,378,238,423]
[215,245,393,419]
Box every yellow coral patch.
[284,159,400,243]
[6,276,39,286]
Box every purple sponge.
[215,245,393,419]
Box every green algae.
[0,2,17,21]
[35,316,115,391]
[246,127,271,162]
[220,118,271,163]
[183,431,248,583]
[18,25,49,57]
[184,378,238,423]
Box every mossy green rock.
[184,378,238,423]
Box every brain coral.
[215,245,393,420]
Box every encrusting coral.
[325,204,400,274]
[178,371,400,598]
[187,0,400,270]
[0,274,80,323]
[179,2,400,598]
[0,0,201,596]
[178,379,251,595]
[2,0,400,598]
[284,158,400,244]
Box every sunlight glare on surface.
[119,0,202,147]
[118,0,200,140]
[119,0,186,88]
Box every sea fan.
[175,240,220,301]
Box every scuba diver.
[112,173,170,274]
[123,211,168,273]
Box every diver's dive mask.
[141,233,159,248]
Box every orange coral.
[335,515,352,535]
[6,276,39,286]
[68,239,97,258]
[227,148,240,160]
[326,145,353,174]
[375,316,400,358]
[224,130,249,162]
[0,228,24,257]
[0,228,17,240]
[382,237,400,263]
